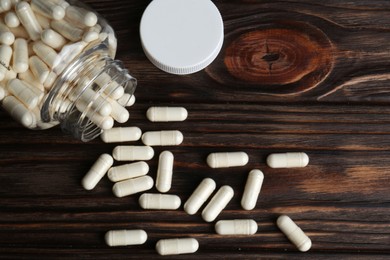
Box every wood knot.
[220,21,334,95]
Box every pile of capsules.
[82,106,312,256]
[0,0,126,130]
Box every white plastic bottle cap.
[140,0,224,75]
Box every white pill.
[112,146,154,161]
[117,94,135,107]
[105,229,147,247]
[51,20,84,42]
[0,22,15,45]
[32,41,58,68]
[112,175,153,198]
[43,71,57,89]
[266,152,309,168]
[81,154,113,190]
[184,178,216,215]
[2,96,34,127]
[5,12,20,28]
[82,30,99,43]
[106,97,129,123]
[79,88,112,116]
[156,238,199,256]
[202,185,234,222]
[241,169,264,211]
[7,78,39,109]
[215,219,258,235]
[66,5,98,27]
[18,70,45,92]
[156,151,174,193]
[146,107,188,122]
[139,193,181,210]
[0,0,11,13]
[107,161,149,182]
[75,100,114,130]
[41,29,67,51]
[13,38,29,73]
[31,0,65,20]
[94,71,124,100]
[277,215,312,252]
[206,152,249,168]
[101,127,142,143]
[29,55,49,83]
[0,45,13,81]
[142,130,183,146]
[15,1,42,41]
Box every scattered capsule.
[41,29,67,50]
[2,95,34,127]
[156,238,199,256]
[112,175,154,198]
[66,5,98,27]
[13,38,28,73]
[139,193,181,210]
[32,41,58,68]
[241,169,264,211]
[31,0,65,20]
[146,107,188,122]
[142,130,183,146]
[112,146,154,161]
[106,97,129,123]
[184,178,216,215]
[101,127,142,143]
[107,161,149,182]
[5,12,20,28]
[15,1,42,41]
[81,154,113,190]
[277,215,312,252]
[105,229,147,247]
[202,185,234,222]
[156,151,174,193]
[266,152,309,168]
[215,219,258,235]
[117,94,135,107]
[0,22,15,45]
[0,45,13,81]
[206,152,249,168]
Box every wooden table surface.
[1,0,390,259]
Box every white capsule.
[5,12,20,28]
[32,41,58,68]
[156,151,174,193]
[101,127,142,143]
[0,22,15,45]
[79,88,112,116]
[0,45,13,81]
[15,1,42,41]
[184,178,216,215]
[107,161,149,182]
[206,152,249,168]
[266,152,309,168]
[241,169,264,211]
[75,99,114,130]
[117,94,135,107]
[156,238,199,256]
[66,5,98,27]
[29,56,49,84]
[94,71,124,100]
[18,70,44,92]
[215,219,258,235]
[13,38,28,73]
[112,146,154,161]
[105,229,147,247]
[202,185,234,222]
[139,193,181,210]
[142,130,183,146]
[2,96,34,127]
[0,0,11,13]
[146,107,188,122]
[112,175,153,198]
[106,97,129,123]
[7,78,39,109]
[43,71,57,89]
[31,0,65,20]
[83,24,101,43]
[51,20,84,42]
[41,29,67,51]
[277,215,312,252]
[81,154,113,190]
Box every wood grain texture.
[0,0,390,259]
